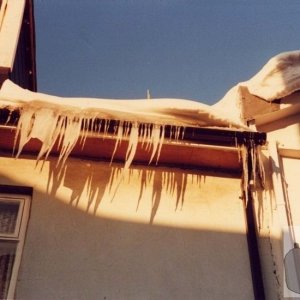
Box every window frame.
[0,193,31,299]
[0,195,26,239]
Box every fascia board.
[254,102,300,127]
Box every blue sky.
[34,1,300,104]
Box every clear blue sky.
[34,0,300,104]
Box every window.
[0,194,30,299]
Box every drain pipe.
[243,143,266,299]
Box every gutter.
[243,142,266,299]
[0,108,267,148]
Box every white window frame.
[0,193,31,300]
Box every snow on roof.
[0,50,298,170]
[246,51,300,101]
[0,79,245,129]
[214,50,300,113]
[0,79,248,170]
[3,51,299,131]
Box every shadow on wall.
[46,159,206,224]
[0,168,283,300]
[16,188,256,300]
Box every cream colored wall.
[0,155,254,299]
[253,151,283,299]
[259,113,300,150]
[254,111,300,298]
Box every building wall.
[255,110,300,298]
[252,151,282,300]
[0,155,254,299]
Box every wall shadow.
[16,189,258,300]
[45,159,207,223]
[0,165,283,300]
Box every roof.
[0,0,36,90]
[0,81,266,173]
[214,51,300,126]
[4,50,300,171]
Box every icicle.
[156,125,165,164]
[144,124,152,152]
[148,124,161,164]
[237,142,242,162]
[4,109,13,125]
[239,140,266,206]
[57,115,82,167]
[14,108,35,157]
[250,139,257,185]
[175,126,181,140]
[257,146,265,187]
[124,122,139,170]
[181,126,185,140]
[79,117,89,149]
[170,126,175,139]
[56,116,67,151]
[140,124,145,147]
[254,145,265,188]
[240,144,249,205]
[32,109,59,161]
[110,121,123,164]
[39,115,65,164]
[124,121,131,137]
[140,124,147,148]
[104,119,110,136]
[30,110,52,138]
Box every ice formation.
[0,50,298,183]
[239,143,265,204]
[0,79,248,170]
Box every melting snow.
[0,79,248,169]
[1,50,295,181]
[214,50,300,120]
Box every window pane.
[0,201,20,235]
[0,241,17,299]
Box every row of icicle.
[9,106,265,203]
[12,107,185,171]
[238,142,265,204]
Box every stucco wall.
[0,155,254,299]
[255,110,300,298]
[252,151,282,300]
[258,112,300,150]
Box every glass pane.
[0,201,20,235]
[0,241,17,299]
